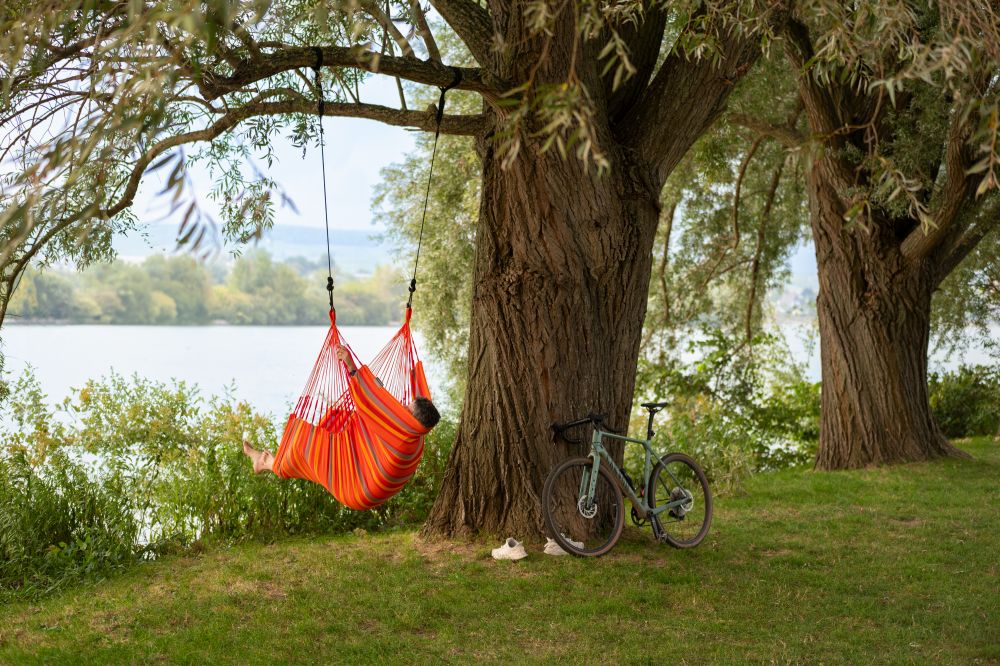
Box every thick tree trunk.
[809,165,968,469]
[423,136,660,537]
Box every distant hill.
[114,224,395,274]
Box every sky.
[129,75,419,242]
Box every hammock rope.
[270,55,459,510]
[313,47,335,309]
[408,67,463,309]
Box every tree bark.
[423,135,661,537]
[809,162,969,469]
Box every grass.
[1,439,998,665]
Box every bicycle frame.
[582,427,690,518]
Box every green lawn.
[2,439,998,665]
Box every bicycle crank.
[630,506,647,527]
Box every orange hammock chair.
[272,308,431,510]
[269,52,458,510]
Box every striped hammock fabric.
[272,309,431,510]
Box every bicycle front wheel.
[647,452,713,548]
[541,456,624,557]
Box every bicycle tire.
[541,456,625,557]
[647,452,713,548]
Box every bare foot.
[242,438,274,475]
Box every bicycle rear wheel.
[647,452,712,548]
[541,456,624,557]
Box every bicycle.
[541,401,713,557]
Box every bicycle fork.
[577,453,601,514]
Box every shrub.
[929,365,1000,438]
[634,329,820,494]
[0,369,454,599]
[0,448,141,597]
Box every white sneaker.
[491,537,528,561]
[544,535,583,556]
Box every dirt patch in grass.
[761,548,795,558]
[219,578,288,601]
[89,610,132,643]
[889,516,925,526]
[412,535,482,563]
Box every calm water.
[1,323,994,419]
[1,325,443,418]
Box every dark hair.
[411,397,440,430]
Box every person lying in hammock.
[242,344,440,485]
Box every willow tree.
[1,1,769,535]
[730,3,1000,469]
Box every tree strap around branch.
[313,46,334,310]
[408,66,462,310]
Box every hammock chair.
[270,49,459,510]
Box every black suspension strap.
[313,47,335,309]
[407,66,463,310]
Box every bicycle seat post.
[640,401,669,440]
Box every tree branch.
[901,109,976,262]
[604,7,668,123]
[107,99,485,217]
[0,95,487,327]
[745,159,785,344]
[428,0,494,65]
[361,0,415,57]
[935,193,1000,283]
[730,113,804,148]
[409,0,442,62]
[731,136,763,250]
[782,18,844,140]
[622,24,760,185]
[198,45,491,100]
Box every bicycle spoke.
[648,453,712,548]
[542,458,624,556]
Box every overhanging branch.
[198,45,491,100]
[0,96,486,326]
[108,98,486,217]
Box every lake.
[1,323,994,418]
[1,324,435,418]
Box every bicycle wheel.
[541,456,625,557]
[647,452,712,548]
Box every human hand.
[335,345,357,372]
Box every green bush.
[929,365,1000,438]
[634,329,820,494]
[0,369,453,599]
[0,449,141,597]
